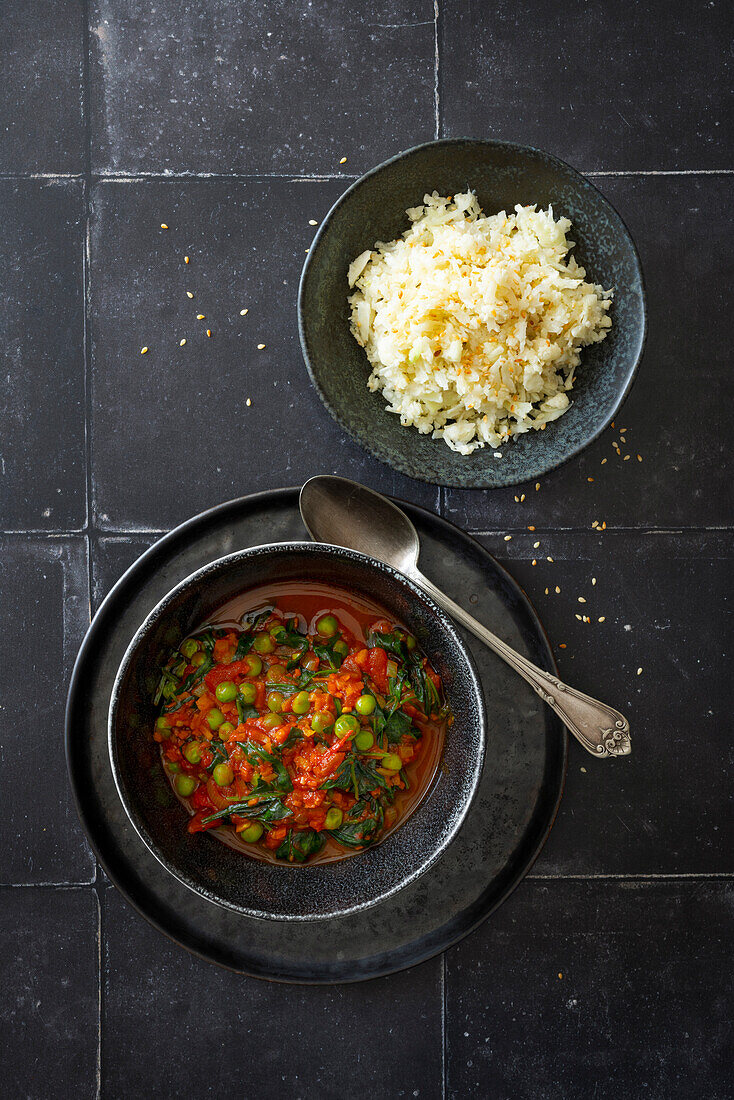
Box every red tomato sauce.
[151,582,450,865]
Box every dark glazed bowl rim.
[298,137,647,488]
[108,540,486,921]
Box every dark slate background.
[1,2,731,1097]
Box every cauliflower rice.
[347,192,613,455]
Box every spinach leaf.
[276,829,325,863]
[176,654,213,696]
[280,727,302,751]
[313,637,344,669]
[321,755,389,799]
[330,800,384,848]
[235,698,259,725]
[233,633,254,660]
[202,794,293,825]
[241,742,292,792]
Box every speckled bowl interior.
[109,542,485,921]
[299,138,646,488]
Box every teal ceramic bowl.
[298,139,646,488]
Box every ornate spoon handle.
[416,572,631,758]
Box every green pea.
[183,742,201,764]
[190,651,207,668]
[215,680,237,703]
[212,763,234,787]
[324,807,343,830]
[261,712,282,731]
[316,614,338,637]
[355,694,376,716]
[253,632,275,654]
[267,691,284,712]
[244,654,263,677]
[405,634,416,651]
[268,622,283,638]
[239,681,257,705]
[291,690,310,715]
[382,753,402,772]
[310,711,333,735]
[354,730,374,752]
[175,774,197,797]
[240,822,263,843]
[167,761,181,774]
[206,708,225,731]
[266,664,287,683]
[218,721,235,740]
[334,713,359,738]
[180,638,200,659]
[333,640,349,658]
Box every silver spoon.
[299,475,631,758]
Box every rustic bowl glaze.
[108,542,485,921]
[299,138,646,488]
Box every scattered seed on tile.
[547,556,554,562]
[591,520,599,528]
[184,255,190,264]
[240,309,248,315]
[598,616,606,622]
[637,667,643,675]
[535,482,540,491]
[559,643,566,649]
[196,314,205,320]
[160,223,168,229]
[591,577,597,585]
[140,346,148,354]
[623,454,630,461]
[309,219,318,225]
[504,535,512,541]
[257,343,266,349]
[601,457,607,464]
[246,398,252,407]
[179,339,186,346]
[186,291,194,299]
[587,477,594,482]
[339,156,347,164]
[578,597,586,603]
[545,587,549,595]
[206,329,212,337]
[533,541,540,548]
[555,586,560,593]
[531,559,537,566]
[528,525,535,531]
[575,614,582,621]
[514,495,519,503]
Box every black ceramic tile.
[89,179,439,530]
[89,0,435,175]
[440,0,731,171]
[0,887,98,1099]
[0,1,85,174]
[91,534,156,613]
[443,174,732,532]
[445,879,732,1100]
[101,883,443,1099]
[0,537,94,883]
[474,530,731,876]
[0,180,87,531]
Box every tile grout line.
[3,524,731,539]
[433,0,440,141]
[0,169,731,183]
[440,951,447,1100]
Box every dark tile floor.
[1,3,730,1098]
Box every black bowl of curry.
[108,543,485,920]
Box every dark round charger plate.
[66,489,567,983]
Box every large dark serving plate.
[66,489,566,983]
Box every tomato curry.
[151,583,451,864]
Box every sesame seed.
[601,522,607,530]
[623,454,630,461]
[583,616,590,623]
[544,587,549,595]
[240,309,248,316]
[531,559,537,566]
[587,477,594,482]
[160,224,168,229]
[619,427,627,433]
[535,482,540,491]
[533,541,540,548]
[196,314,205,320]
[184,255,190,264]
[555,586,560,593]
[140,346,148,354]
[591,577,596,585]
[339,156,347,164]
[591,520,598,528]
[637,667,642,676]
[504,535,512,541]
[578,597,586,603]
[494,451,502,458]
[305,248,309,253]
[308,219,318,226]
[514,495,519,503]
[246,398,252,407]
[206,329,212,337]
[520,494,525,502]
[179,339,186,346]
[559,643,566,649]
[598,616,605,622]
[601,458,607,465]
[637,454,642,462]
[257,343,266,350]
[575,614,582,621]
[611,421,615,429]
[186,291,194,299]
[547,556,554,562]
